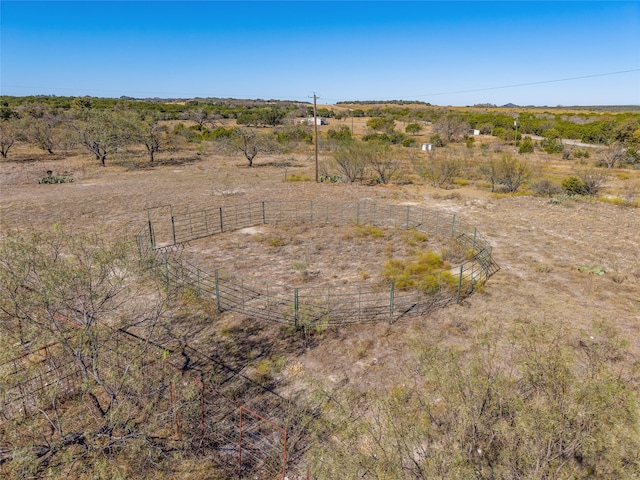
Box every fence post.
[163,251,169,285]
[148,219,155,249]
[171,216,177,245]
[457,264,464,303]
[406,205,410,229]
[238,406,244,477]
[294,288,299,329]
[451,214,456,238]
[219,207,224,232]
[389,281,395,324]
[214,270,221,312]
[241,279,245,312]
[262,201,266,224]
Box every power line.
[318,69,640,103]
[409,69,640,98]
[3,69,638,104]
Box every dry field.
[2,134,640,443]
[0,135,640,356]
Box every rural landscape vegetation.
[1,95,640,479]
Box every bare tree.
[367,142,399,184]
[187,107,218,130]
[225,128,278,167]
[22,112,65,155]
[420,155,462,188]
[599,142,627,168]
[72,110,132,166]
[131,113,168,163]
[332,141,372,183]
[0,117,19,158]
[479,155,530,193]
[433,115,470,143]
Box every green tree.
[366,116,396,133]
[405,122,423,136]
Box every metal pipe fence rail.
[142,200,499,327]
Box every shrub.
[562,176,586,195]
[518,136,534,154]
[574,148,591,159]
[39,173,73,184]
[327,126,352,142]
[382,250,457,292]
[205,126,235,140]
[542,138,564,154]
[419,156,461,188]
[480,155,530,193]
[402,137,417,147]
[578,168,608,195]
[531,179,563,197]
[561,170,606,196]
[492,127,507,140]
[429,134,445,147]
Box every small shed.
[421,143,434,152]
[301,117,328,126]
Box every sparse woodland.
[1,96,640,479]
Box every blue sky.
[1,1,639,106]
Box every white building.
[300,117,328,126]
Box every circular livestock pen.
[137,200,499,327]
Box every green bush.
[206,126,235,139]
[542,138,564,154]
[574,148,591,159]
[562,176,586,195]
[402,137,417,147]
[327,126,352,142]
[518,136,535,154]
[39,174,73,184]
[382,250,457,292]
[492,127,507,140]
[429,134,445,147]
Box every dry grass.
[2,137,639,417]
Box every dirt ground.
[1,141,639,397]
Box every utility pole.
[313,92,319,182]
